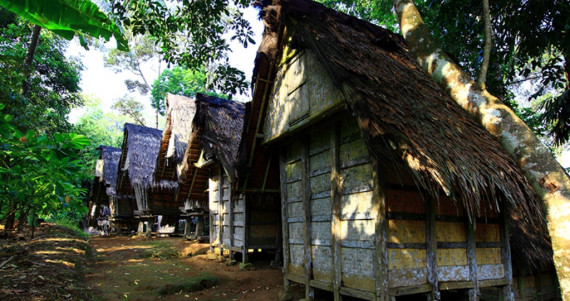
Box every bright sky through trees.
[67,6,263,128]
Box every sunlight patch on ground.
[127,259,144,263]
[44,259,75,268]
[96,244,153,252]
[41,238,83,243]
[34,250,65,255]
[55,246,85,255]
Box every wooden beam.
[188,166,199,199]
[195,150,214,168]
[426,197,439,300]
[279,149,291,293]
[302,137,313,299]
[330,124,342,301]
[261,148,274,191]
[389,284,432,296]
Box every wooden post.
[466,220,479,301]
[330,125,343,301]
[279,149,291,295]
[302,138,314,300]
[209,208,215,252]
[500,206,514,301]
[184,216,192,239]
[228,180,234,261]
[372,157,388,301]
[276,193,283,266]
[243,195,249,263]
[426,197,440,300]
[196,215,204,240]
[218,167,224,256]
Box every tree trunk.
[22,25,42,96]
[391,0,570,299]
[5,199,15,231]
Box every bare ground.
[87,235,305,300]
[1,224,306,301]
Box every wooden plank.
[475,242,501,248]
[438,242,468,249]
[339,286,375,301]
[466,220,479,301]
[439,281,474,290]
[302,137,313,299]
[387,243,426,249]
[386,212,425,221]
[330,124,342,301]
[500,206,514,301]
[279,149,291,289]
[309,279,334,292]
[426,196,439,300]
[479,278,509,287]
[372,157,388,300]
[287,273,305,285]
[389,284,432,296]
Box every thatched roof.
[98,146,122,197]
[117,123,176,191]
[178,93,245,201]
[155,94,197,184]
[249,0,552,268]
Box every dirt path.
[87,235,304,300]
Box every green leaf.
[0,0,129,51]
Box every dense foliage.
[0,9,92,230]
[0,104,90,229]
[0,0,128,50]
[0,9,83,134]
[108,0,251,97]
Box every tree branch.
[477,0,492,88]
[22,25,42,96]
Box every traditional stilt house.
[243,0,554,300]
[87,146,121,227]
[153,93,208,239]
[116,123,178,233]
[175,93,280,263]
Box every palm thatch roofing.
[99,146,122,197]
[89,145,121,206]
[154,94,197,184]
[116,123,176,196]
[177,93,246,202]
[246,0,552,268]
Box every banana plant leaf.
[0,0,128,51]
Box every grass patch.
[138,241,180,259]
[48,219,89,238]
[156,274,221,296]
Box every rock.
[277,289,293,301]
[217,255,226,262]
[205,252,218,260]
[225,259,237,266]
[239,262,254,270]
